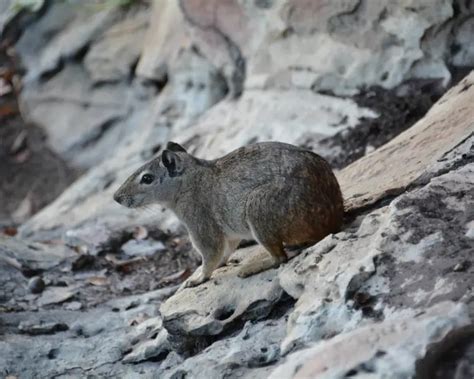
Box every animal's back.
[210,142,344,244]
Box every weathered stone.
[173,88,376,159]
[84,9,148,83]
[37,286,75,307]
[278,221,380,354]
[135,0,188,81]
[165,48,229,123]
[357,163,474,314]
[18,320,68,335]
[28,276,45,294]
[279,158,474,354]
[338,71,474,212]
[123,329,170,363]
[64,301,82,311]
[5,2,474,378]
[161,246,284,337]
[269,302,470,379]
[0,236,76,272]
[20,64,130,167]
[16,2,117,81]
[0,301,162,378]
[163,318,287,379]
[121,239,166,257]
[180,0,474,95]
[0,0,33,35]
[64,221,114,256]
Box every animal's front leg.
[178,230,224,291]
[179,265,206,289]
[178,254,222,290]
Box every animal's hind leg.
[218,238,241,267]
[238,223,287,278]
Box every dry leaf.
[2,226,18,236]
[105,254,144,272]
[158,269,191,285]
[0,77,12,96]
[37,287,75,307]
[86,276,108,286]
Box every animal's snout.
[113,191,125,205]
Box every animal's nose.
[113,192,123,205]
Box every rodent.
[114,141,344,289]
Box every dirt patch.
[1,228,200,313]
[67,233,200,309]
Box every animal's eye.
[140,174,154,184]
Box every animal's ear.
[166,141,187,153]
[162,150,183,177]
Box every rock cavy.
[114,141,344,289]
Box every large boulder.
[180,0,474,96]
[3,1,474,377]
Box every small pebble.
[28,276,45,294]
[64,301,82,311]
[453,262,468,272]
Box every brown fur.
[114,141,344,289]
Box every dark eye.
[140,174,154,184]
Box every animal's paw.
[237,264,258,278]
[237,257,280,278]
[177,269,207,292]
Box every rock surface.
[161,246,285,337]
[338,72,474,211]
[270,302,471,379]
[180,0,471,95]
[1,1,474,378]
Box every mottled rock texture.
[1,0,474,378]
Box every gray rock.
[358,163,474,313]
[0,0,42,35]
[0,236,76,272]
[5,2,474,378]
[279,159,474,354]
[278,217,380,354]
[121,238,166,257]
[18,320,68,335]
[269,302,471,379]
[84,9,149,83]
[163,318,287,379]
[20,64,130,168]
[338,71,474,212]
[0,305,152,377]
[64,301,82,311]
[37,286,75,307]
[160,246,285,337]
[28,276,45,294]
[16,2,117,82]
[180,0,474,96]
[123,328,170,363]
[135,0,187,81]
[64,221,115,256]
[171,88,376,160]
